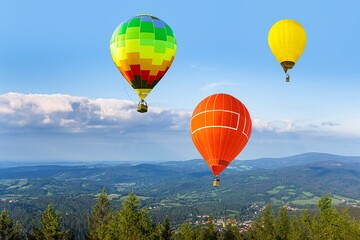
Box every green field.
[291,196,322,205]
[267,185,286,194]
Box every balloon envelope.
[268,19,306,73]
[110,14,177,101]
[190,93,252,176]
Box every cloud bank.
[1,93,359,161]
[0,92,190,135]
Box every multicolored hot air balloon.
[268,19,306,82]
[190,93,252,187]
[110,14,177,112]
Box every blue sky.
[1,1,360,162]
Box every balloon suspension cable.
[286,73,290,82]
[122,80,136,104]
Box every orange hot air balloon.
[190,93,252,187]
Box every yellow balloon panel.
[139,45,155,59]
[135,89,152,101]
[163,48,176,62]
[125,39,140,53]
[268,19,306,64]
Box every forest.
[1,154,360,239]
[1,190,360,240]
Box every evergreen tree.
[87,188,113,240]
[109,193,155,240]
[193,223,202,240]
[286,195,360,240]
[274,206,290,240]
[314,194,346,239]
[312,194,360,240]
[299,210,313,239]
[42,204,69,240]
[247,204,275,240]
[152,223,163,240]
[200,216,217,240]
[288,213,311,240]
[223,219,242,240]
[26,227,42,240]
[174,222,193,240]
[0,209,21,240]
[161,216,172,240]
[27,204,69,240]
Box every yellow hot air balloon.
[268,19,306,82]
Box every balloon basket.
[137,101,148,113]
[286,73,290,82]
[213,176,220,187]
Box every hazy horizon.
[1,151,360,168]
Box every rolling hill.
[1,152,359,232]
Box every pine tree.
[223,219,242,240]
[31,204,70,240]
[200,216,217,240]
[248,204,275,240]
[0,209,21,240]
[174,222,193,240]
[26,227,42,240]
[110,193,155,240]
[314,194,345,239]
[193,223,202,240]
[288,213,312,240]
[312,194,360,240]
[87,188,113,240]
[161,216,172,240]
[274,206,290,240]
[299,210,313,239]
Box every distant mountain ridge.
[1,152,360,171]
[1,152,360,197]
[1,152,360,227]
[235,152,360,169]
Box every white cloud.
[2,92,358,138]
[1,93,360,161]
[0,92,191,134]
[253,119,305,133]
[0,92,75,114]
[321,121,340,127]
[252,118,360,138]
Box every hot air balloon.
[110,14,177,112]
[190,93,252,187]
[268,19,306,82]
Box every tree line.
[1,189,360,240]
